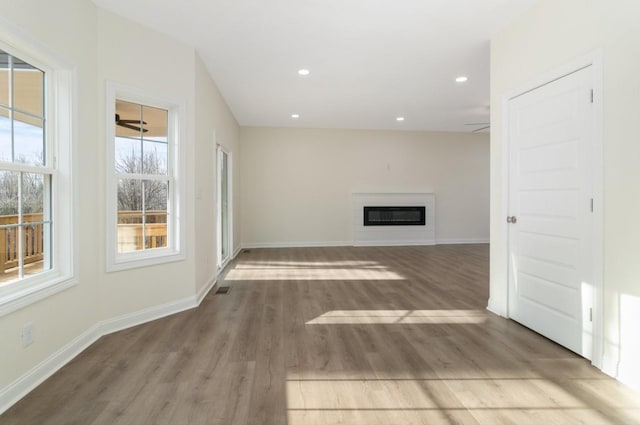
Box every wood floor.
[2,245,640,424]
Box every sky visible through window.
[0,117,167,167]
[0,116,43,164]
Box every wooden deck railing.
[0,211,168,274]
[116,211,168,252]
[0,213,45,273]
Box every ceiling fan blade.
[118,119,148,124]
[472,126,490,132]
[465,122,490,126]
[117,122,149,133]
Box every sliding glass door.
[217,146,231,269]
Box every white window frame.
[105,82,185,272]
[0,27,77,317]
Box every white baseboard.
[601,343,640,392]
[436,238,490,245]
[0,324,102,415]
[486,297,507,317]
[616,358,640,392]
[0,284,221,415]
[601,353,619,380]
[99,296,197,336]
[242,241,352,249]
[215,245,243,275]
[242,239,488,249]
[197,276,217,305]
[353,240,436,247]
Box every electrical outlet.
[21,323,34,348]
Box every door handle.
[506,216,517,224]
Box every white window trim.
[105,82,186,272]
[0,21,78,317]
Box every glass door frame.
[216,144,232,270]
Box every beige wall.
[194,54,241,293]
[0,0,100,395]
[0,0,240,406]
[490,0,640,388]
[96,9,198,319]
[240,127,489,246]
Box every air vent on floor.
[215,286,230,295]
[243,249,251,254]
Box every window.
[0,41,75,315]
[106,85,184,271]
[0,49,50,284]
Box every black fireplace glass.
[363,206,426,226]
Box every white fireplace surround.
[352,193,435,246]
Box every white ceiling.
[92,0,536,132]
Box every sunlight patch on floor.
[236,260,385,268]
[226,260,405,281]
[285,377,619,425]
[306,310,487,325]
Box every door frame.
[216,143,233,272]
[501,50,603,368]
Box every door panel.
[518,272,580,318]
[508,66,594,358]
[519,140,579,172]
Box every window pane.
[13,59,44,117]
[118,179,142,252]
[144,180,167,211]
[0,51,8,107]
[117,218,143,253]
[144,180,167,250]
[118,178,142,213]
[145,220,167,250]
[22,172,44,215]
[115,100,142,138]
[142,105,167,143]
[23,221,50,277]
[0,170,19,284]
[142,140,167,175]
[0,108,10,162]
[14,112,44,165]
[0,170,19,215]
[115,137,142,174]
[0,171,51,285]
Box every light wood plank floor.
[3,245,640,424]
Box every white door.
[508,66,595,358]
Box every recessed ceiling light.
[456,76,468,83]
[396,117,405,122]
[298,69,310,76]
[291,114,300,119]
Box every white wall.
[0,0,100,397]
[490,0,640,389]
[241,127,489,246]
[96,9,198,319]
[194,54,241,293]
[0,1,240,411]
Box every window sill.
[107,249,186,273]
[0,273,78,317]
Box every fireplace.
[352,193,435,246]
[363,206,426,226]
